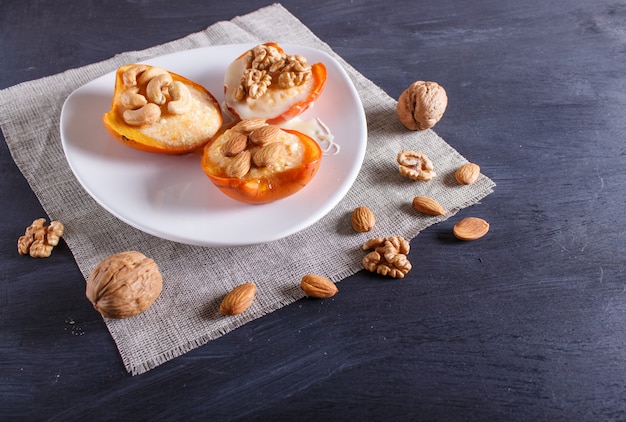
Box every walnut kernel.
[17,218,64,258]
[236,44,313,101]
[362,236,412,279]
[397,150,436,181]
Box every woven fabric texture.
[0,4,494,375]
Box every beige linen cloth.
[0,4,494,375]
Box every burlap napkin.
[0,3,494,375]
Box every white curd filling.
[138,86,221,147]
[223,59,313,120]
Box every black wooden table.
[2,1,625,420]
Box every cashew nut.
[167,81,192,114]
[137,67,170,86]
[146,73,173,105]
[122,103,161,126]
[122,65,148,87]
[120,87,148,110]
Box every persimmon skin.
[223,43,328,125]
[102,64,222,154]
[201,128,322,205]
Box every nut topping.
[121,64,148,87]
[232,117,267,134]
[237,69,272,100]
[122,103,161,126]
[245,44,284,70]
[217,119,292,179]
[146,72,173,105]
[225,150,252,179]
[275,54,312,88]
[136,66,169,87]
[235,44,313,101]
[220,134,248,157]
[118,64,195,126]
[120,87,148,110]
[167,81,193,115]
[249,124,282,145]
[252,142,284,167]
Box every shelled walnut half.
[397,150,436,181]
[362,236,412,279]
[17,218,64,258]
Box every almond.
[249,124,282,145]
[220,134,248,157]
[233,117,267,134]
[225,150,251,179]
[455,162,480,185]
[453,217,489,241]
[220,282,256,316]
[300,274,338,298]
[351,206,376,232]
[252,142,283,167]
[412,196,445,216]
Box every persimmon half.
[201,119,322,205]
[102,64,222,154]
[223,42,327,125]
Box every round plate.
[60,44,366,246]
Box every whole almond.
[453,217,489,241]
[455,162,480,185]
[351,206,376,232]
[220,134,248,157]
[225,150,251,179]
[220,282,256,316]
[252,142,284,167]
[249,125,282,145]
[233,117,267,134]
[412,196,445,216]
[300,274,338,298]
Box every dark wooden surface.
[2,0,625,420]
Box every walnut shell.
[86,251,162,319]
[396,81,448,130]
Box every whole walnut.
[86,251,162,319]
[396,81,448,130]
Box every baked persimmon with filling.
[223,43,327,125]
[103,64,222,154]
[201,118,322,204]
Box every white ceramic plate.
[60,44,366,246]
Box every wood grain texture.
[1,0,625,420]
